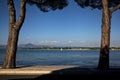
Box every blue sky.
[0,0,120,47]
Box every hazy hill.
[18,43,52,48]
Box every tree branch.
[27,0,43,5]
[8,0,16,25]
[110,4,120,13]
[15,0,26,30]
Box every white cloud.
[37,40,100,47]
[110,40,120,47]
[39,40,60,45]
[67,40,73,43]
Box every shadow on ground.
[2,67,120,80]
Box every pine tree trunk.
[2,0,26,69]
[2,27,20,69]
[98,0,111,69]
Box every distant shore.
[1,46,120,50]
[18,47,120,50]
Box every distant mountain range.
[18,43,51,48]
[0,43,66,49]
[19,43,38,48]
[0,43,70,48]
[0,43,50,48]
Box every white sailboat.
[60,48,63,51]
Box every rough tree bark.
[2,0,26,69]
[98,0,111,69]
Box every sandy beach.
[0,66,75,75]
[1,66,120,80]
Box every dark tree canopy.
[75,0,120,10]
[27,0,68,12]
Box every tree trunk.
[98,0,111,69]
[2,27,20,69]
[2,0,26,69]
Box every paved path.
[1,66,120,80]
[0,66,75,80]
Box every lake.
[0,48,120,67]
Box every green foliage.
[75,0,120,9]
[27,0,68,12]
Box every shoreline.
[18,48,120,51]
[1,47,120,50]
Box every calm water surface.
[0,48,120,67]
